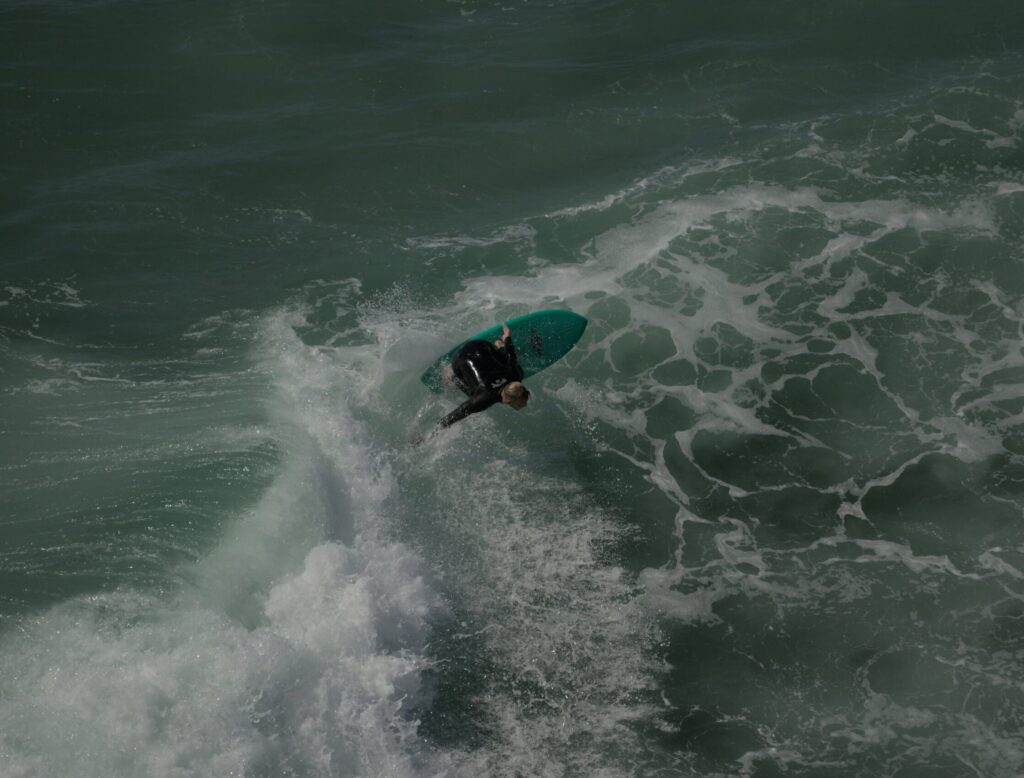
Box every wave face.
[3,0,1024,775]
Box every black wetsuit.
[439,337,523,428]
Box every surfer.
[438,322,530,428]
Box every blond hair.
[502,382,529,402]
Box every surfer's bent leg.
[451,344,484,395]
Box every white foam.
[0,300,445,777]
[405,223,536,252]
[0,574,432,778]
[931,113,1019,150]
[423,453,661,776]
[2,279,86,309]
[977,548,1024,580]
[818,692,1024,776]
[831,539,975,577]
[547,159,742,218]
[994,181,1024,196]
[896,128,917,146]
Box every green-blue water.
[3,1,1024,775]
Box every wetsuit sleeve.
[499,336,520,370]
[438,390,499,428]
[503,337,525,381]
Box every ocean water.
[3,1,1024,775]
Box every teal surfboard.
[420,309,588,393]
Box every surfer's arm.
[494,322,512,351]
[503,336,518,364]
[438,391,498,428]
[496,323,519,367]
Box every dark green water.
[3,1,1024,775]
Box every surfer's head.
[501,381,530,410]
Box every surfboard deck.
[420,309,588,393]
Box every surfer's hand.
[501,322,511,341]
